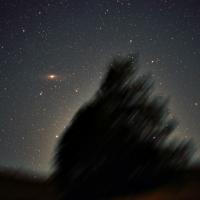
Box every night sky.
[1,0,200,174]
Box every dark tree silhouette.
[53,56,193,200]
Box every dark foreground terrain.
[0,169,57,200]
[0,167,200,200]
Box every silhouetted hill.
[117,166,200,200]
[0,167,200,199]
[0,169,58,200]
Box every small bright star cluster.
[0,0,200,173]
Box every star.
[74,88,79,94]
[151,60,155,63]
[22,27,26,33]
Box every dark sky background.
[0,0,200,174]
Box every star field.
[0,0,200,173]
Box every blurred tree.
[53,55,193,200]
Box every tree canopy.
[54,56,193,200]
